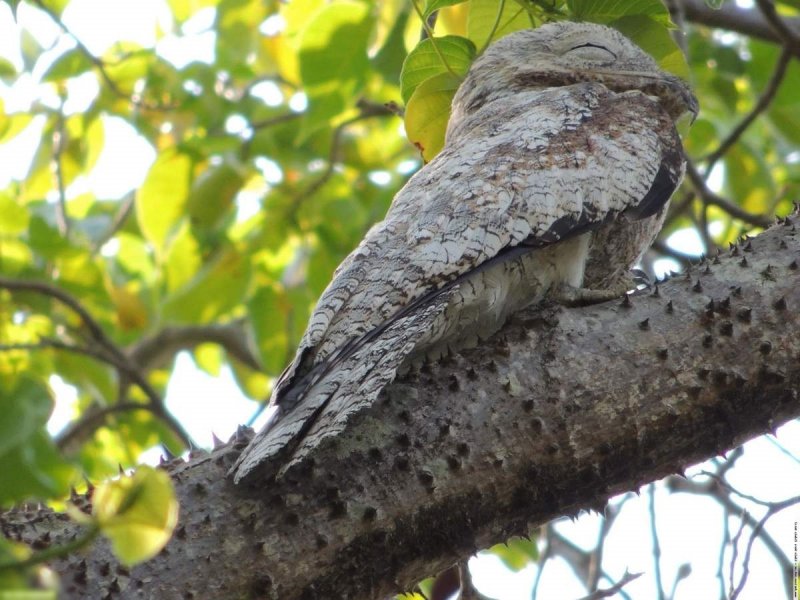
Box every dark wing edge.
[231,95,685,486]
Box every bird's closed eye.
[566,42,617,63]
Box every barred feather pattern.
[232,21,696,485]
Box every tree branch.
[669,0,800,44]
[0,277,196,449]
[4,222,800,599]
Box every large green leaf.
[0,378,74,505]
[400,35,475,103]
[467,0,532,50]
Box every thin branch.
[730,495,800,600]
[575,571,642,600]
[51,110,70,238]
[0,277,195,448]
[669,0,800,44]
[91,191,135,253]
[648,484,665,600]
[287,101,394,222]
[55,401,155,450]
[667,475,794,597]
[754,0,800,58]
[31,0,176,111]
[703,45,793,170]
[127,321,261,373]
[684,160,773,228]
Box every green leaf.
[467,0,532,50]
[404,72,462,161]
[372,4,411,82]
[186,158,246,229]
[423,0,467,17]
[0,378,75,505]
[0,192,29,234]
[42,48,94,82]
[168,0,221,22]
[161,246,251,323]
[93,466,178,566]
[568,0,673,26]
[248,285,289,374]
[83,117,105,174]
[164,221,202,292]
[0,114,33,144]
[0,57,16,78]
[298,1,375,132]
[610,15,689,80]
[400,35,475,104]
[484,536,539,571]
[724,143,776,216]
[136,149,192,253]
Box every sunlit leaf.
[423,0,467,17]
[0,57,16,78]
[42,48,94,82]
[404,72,462,161]
[164,220,202,292]
[467,0,532,50]
[0,192,29,234]
[168,0,221,21]
[161,246,251,323]
[93,466,178,565]
[400,35,475,103]
[568,0,673,26]
[108,284,149,331]
[484,536,539,571]
[136,148,192,253]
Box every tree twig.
[754,0,800,57]
[684,160,773,228]
[575,571,642,600]
[703,45,793,171]
[0,277,195,449]
[669,0,800,45]
[31,0,177,111]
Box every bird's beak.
[642,74,699,124]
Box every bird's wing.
[231,84,684,484]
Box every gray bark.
[3,220,800,599]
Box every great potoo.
[232,21,698,485]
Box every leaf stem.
[410,0,462,79]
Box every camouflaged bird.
[232,21,698,485]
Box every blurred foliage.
[0,0,798,591]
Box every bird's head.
[450,21,698,126]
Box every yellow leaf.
[93,467,178,566]
[404,72,462,162]
[108,285,148,331]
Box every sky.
[1,1,798,599]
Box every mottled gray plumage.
[232,21,697,485]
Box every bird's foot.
[552,282,629,307]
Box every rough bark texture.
[3,221,800,600]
